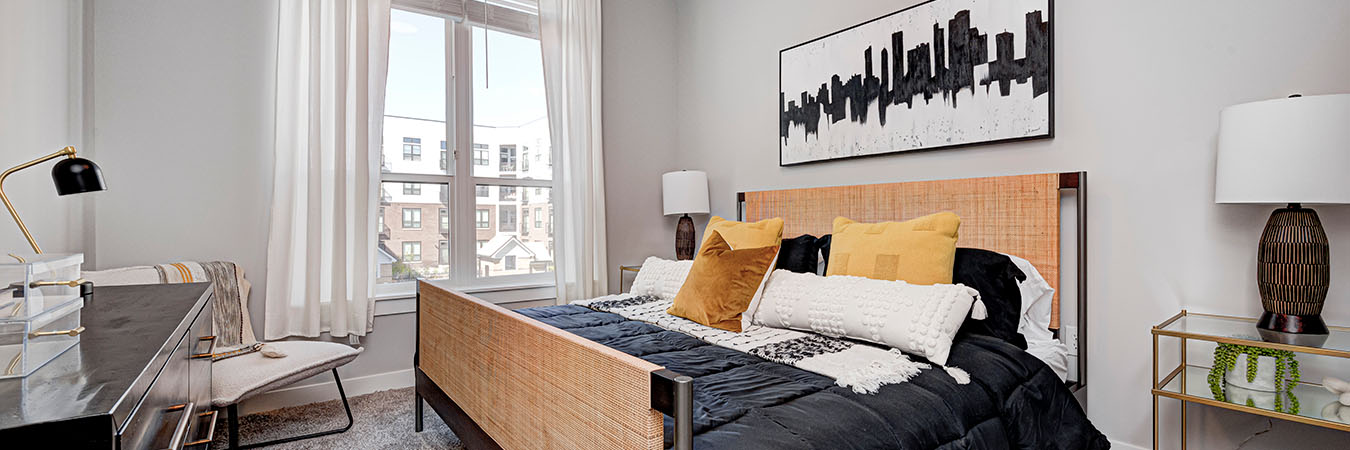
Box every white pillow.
[1003,253,1056,342]
[628,256,692,299]
[753,270,984,366]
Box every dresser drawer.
[118,295,214,450]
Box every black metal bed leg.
[228,403,240,449]
[415,391,425,432]
[228,369,355,449]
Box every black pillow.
[952,248,1028,349]
[777,234,822,274]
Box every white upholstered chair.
[85,262,363,449]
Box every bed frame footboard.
[415,281,690,449]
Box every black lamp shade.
[51,157,106,195]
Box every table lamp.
[662,170,709,260]
[1,146,106,254]
[1216,93,1350,346]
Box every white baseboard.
[1109,439,1148,450]
[237,368,414,415]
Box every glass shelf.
[1153,311,1350,358]
[1154,365,1350,432]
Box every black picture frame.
[778,0,1055,167]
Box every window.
[402,241,421,262]
[498,207,516,232]
[504,255,516,271]
[377,207,385,232]
[534,208,542,228]
[402,207,421,229]
[472,143,489,166]
[378,5,553,290]
[403,137,421,161]
[499,145,516,172]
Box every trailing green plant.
[1207,343,1300,414]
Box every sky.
[384,8,550,128]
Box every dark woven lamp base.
[675,214,696,260]
[1255,203,1330,346]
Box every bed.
[414,172,1104,449]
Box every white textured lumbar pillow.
[753,270,984,366]
[629,256,693,299]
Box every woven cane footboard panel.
[419,282,664,449]
[742,173,1063,328]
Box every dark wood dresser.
[0,283,216,449]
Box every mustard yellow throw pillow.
[700,216,784,251]
[826,212,961,285]
[668,231,779,332]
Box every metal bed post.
[652,369,695,450]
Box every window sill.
[372,280,556,316]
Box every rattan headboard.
[739,172,1080,329]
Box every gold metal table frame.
[1151,310,1350,449]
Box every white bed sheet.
[1025,337,1069,381]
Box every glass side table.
[617,264,642,293]
[1151,310,1350,449]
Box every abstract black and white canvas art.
[779,0,1053,166]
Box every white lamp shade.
[662,170,710,215]
[1216,94,1350,204]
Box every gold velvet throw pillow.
[668,231,779,332]
[699,216,784,251]
[826,212,961,285]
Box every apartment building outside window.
[378,4,555,292]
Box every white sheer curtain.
[265,0,391,339]
[540,0,607,302]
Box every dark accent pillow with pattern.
[777,234,823,274]
[953,248,1028,349]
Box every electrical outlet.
[1064,326,1079,355]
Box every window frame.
[377,6,555,300]
[402,241,422,262]
[402,207,422,229]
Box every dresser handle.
[166,402,196,450]
[29,326,84,338]
[183,410,218,447]
[191,335,218,359]
[29,278,86,288]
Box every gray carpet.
[210,387,463,449]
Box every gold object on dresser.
[1151,310,1350,449]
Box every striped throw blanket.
[574,294,970,394]
[85,261,257,348]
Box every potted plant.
[1208,343,1301,413]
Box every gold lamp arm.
[0,146,79,254]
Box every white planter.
[1225,354,1278,392]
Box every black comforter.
[517,305,1109,450]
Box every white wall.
[601,0,682,293]
[597,0,1350,448]
[0,0,85,256]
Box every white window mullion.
[451,20,479,284]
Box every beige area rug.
[210,387,464,449]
